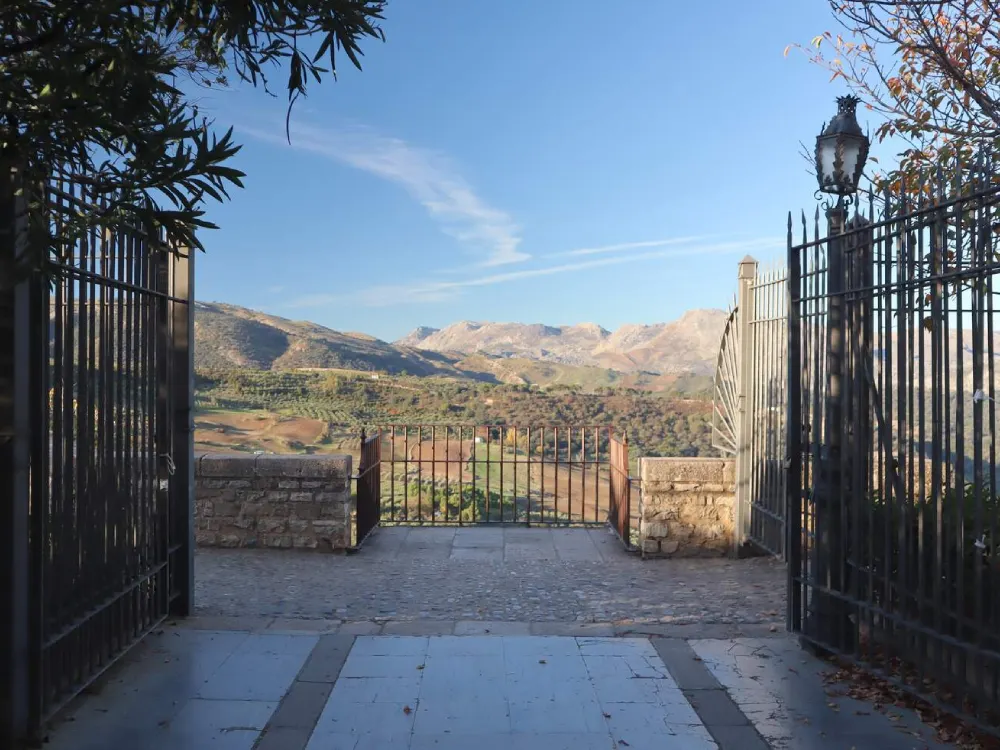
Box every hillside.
[396,309,727,374]
[452,353,712,394]
[194,302,726,381]
[194,369,718,459]
[194,302,469,376]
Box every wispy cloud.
[283,236,783,309]
[241,121,526,267]
[551,236,709,258]
[266,285,286,295]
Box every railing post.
[733,255,758,556]
[169,245,195,616]
[623,431,631,545]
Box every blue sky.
[194,0,880,343]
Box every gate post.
[844,214,873,617]
[169,245,195,616]
[733,255,757,556]
[0,164,34,745]
[807,203,851,649]
[786,213,803,632]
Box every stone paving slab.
[195,527,786,625]
[43,629,307,750]
[304,635,717,749]
[690,636,955,749]
[41,623,962,750]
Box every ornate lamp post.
[807,96,871,651]
[815,94,870,202]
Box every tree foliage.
[789,0,1000,195]
[1,0,385,279]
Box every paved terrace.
[193,526,788,628]
[43,529,957,749]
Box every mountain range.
[193,302,727,386]
[395,310,726,375]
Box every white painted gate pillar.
[733,255,758,555]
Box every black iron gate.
[373,424,617,526]
[787,171,1000,732]
[1,168,195,744]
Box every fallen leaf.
[403,706,412,715]
[539,659,547,664]
[416,664,425,670]
[618,741,630,747]
[603,712,611,719]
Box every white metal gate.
[711,257,788,557]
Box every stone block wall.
[195,453,353,551]
[637,457,736,558]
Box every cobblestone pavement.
[195,527,786,626]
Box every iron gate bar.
[539,426,545,523]
[553,426,559,522]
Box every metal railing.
[787,165,1000,732]
[370,424,619,526]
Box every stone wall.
[637,457,736,558]
[195,454,353,551]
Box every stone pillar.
[637,457,737,558]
